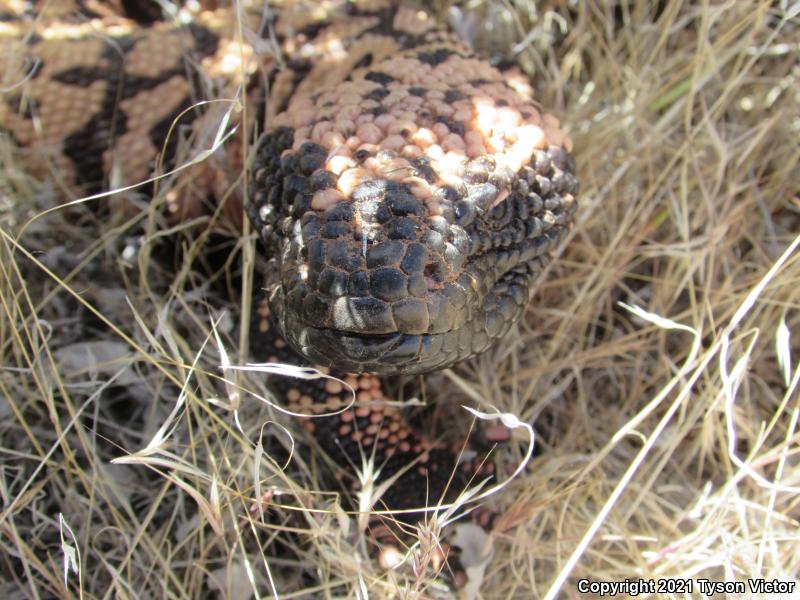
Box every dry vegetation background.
[1,0,799,598]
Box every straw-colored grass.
[2,1,798,598]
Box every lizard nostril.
[424,262,441,290]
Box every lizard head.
[248,56,577,375]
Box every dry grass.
[2,0,799,598]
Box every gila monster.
[1,0,578,571]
